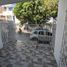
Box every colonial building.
[0,4,15,21]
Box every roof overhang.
[0,0,31,5]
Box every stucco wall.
[0,21,3,49]
[54,0,67,66]
[0,20,16,49]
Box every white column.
[54,0,67,66]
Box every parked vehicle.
[30,28,52,43]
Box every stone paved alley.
[0,33,58,67]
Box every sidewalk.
[0,33,58,67]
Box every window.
[4,7,7,10]
[39,31,44,35]
[9,7,12,10]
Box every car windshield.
[35,28,49,32]
[33,31,38,34]
[32,28,50,35]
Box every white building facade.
[0,4,15,21]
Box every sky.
[0,0,22,5]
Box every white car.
[30,29,52,43]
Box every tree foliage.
[13,0,58,25]
[43,0,58,18]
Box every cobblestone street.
[0,33,58,67]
